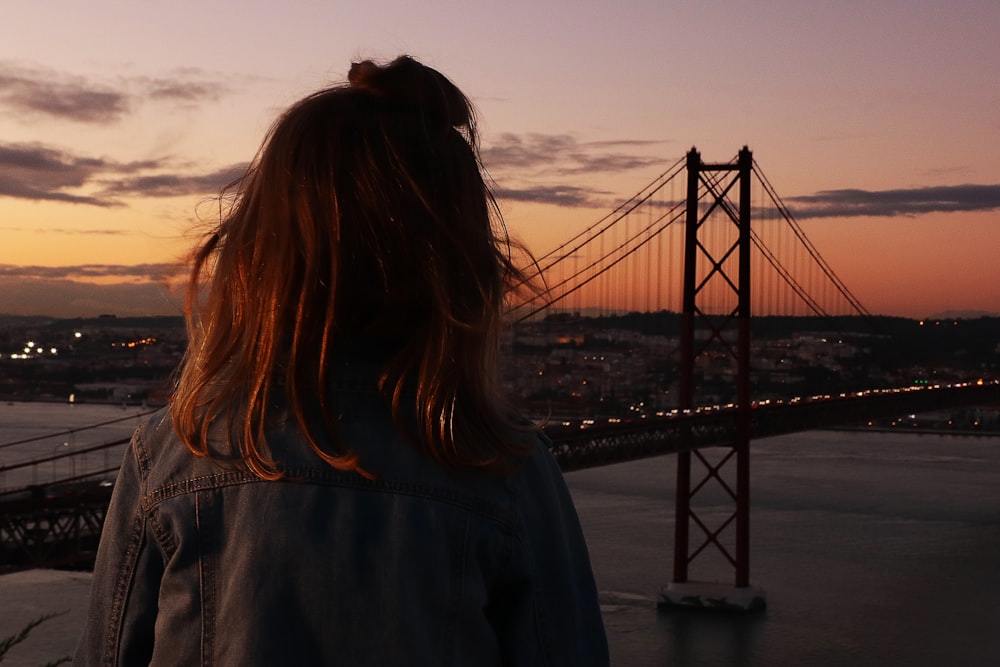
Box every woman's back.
[73,57,608,666]
[81,346,604,665]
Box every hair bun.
[348,56,471,129]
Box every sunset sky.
[2,0,998,318]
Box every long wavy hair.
[172,56,534,479]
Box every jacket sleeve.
[73,436,162,666]
[489,442,610,667]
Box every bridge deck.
[2,381,997,572]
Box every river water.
[0,401,152,491]
[2,403,999,665]
[568,429,1000,666]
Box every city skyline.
[2,1,999,318]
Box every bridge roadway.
[2,381,998,571]
[550,380,1000,471]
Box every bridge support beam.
[660,146,765,612]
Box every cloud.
[0,263,185,283]
[0,276,183,318]
[141,77,227,103]
[0,62,129,123]
[0,61,231,123]
[0,142,120,206]
[0,263,189,316]
[787,184,1000,219]
[483,133,664,175]
[100,163,247,198]
[0,141,245,205]
[494,184,605,208]
[0,62,239,205]
[0,226,129,236]
[484,133,664,208]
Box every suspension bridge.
[510,147,868,321]
[2,148,997,608]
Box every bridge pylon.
[659,146,766,611]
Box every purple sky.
[1,0,998,318]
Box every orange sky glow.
[1,1,998,319]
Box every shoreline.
[826,425,1000,438]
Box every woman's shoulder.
[126,401,566,517]
[128,405,255,494]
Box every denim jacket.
[73,355,608,666]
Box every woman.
[74,56,608,665]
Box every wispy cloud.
[0,62,244,206]
[484,133,664,175]
[0,61,230,123]
[0,262,184,282]
[0,262,188,317]
[136,69,230,104]
[484,133,665,208]
[100,163,247,198]
[0,61,129,123]
[0,142,120,206]
[494,184,607,208]
[0,141,245,205]
[787,184,1000,219]
[0,276,183,317]
[0,226,130,235]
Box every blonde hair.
[172,56,533,479]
